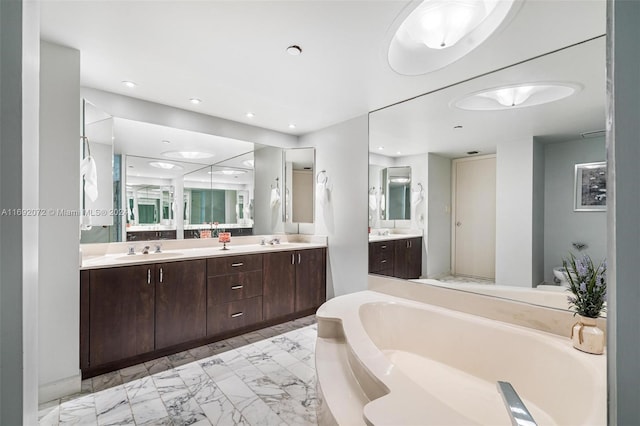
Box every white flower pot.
[571,315,605,355]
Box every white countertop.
[80,235,327,270]
[368,233,422,242]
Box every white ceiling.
[370,36,606,159]
[40,0,606,138]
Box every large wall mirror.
[368,35,606,313]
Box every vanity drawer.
[207,296,263,336]
[207,254,262,276]
[208,271,262,304]
[369,241,395,273]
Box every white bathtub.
[315,291,606,426]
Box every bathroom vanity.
[79,239,326,378]
[368,235,422,279]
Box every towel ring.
[317,170,328,184]
[81,135,91,157]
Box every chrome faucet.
[154,243,162,253]
[127,245,136,255]
[261,237,280,245]
[142,245,150,254]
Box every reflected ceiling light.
[286,45,302,56]
[378,146,384,151]
[162,151,215,160]
[288,123,296,129]
[388,0,519,75]
[149,161,183,170]
[121,80,137,88]
[189,98,202,104]
[390,177,411,183]
[246,112,255,118]
[453,82,581,110]
[209,169,248,175]
[242,159,254,168]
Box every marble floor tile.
[119,362,150,384]
[39,318,319,426]
[92,371,123,393]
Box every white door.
[453,156,496,279]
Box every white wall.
[427,153,452,278]
[543,137,606,283]
[300,115,369,298]
[495,138,534,287]
[0,1,40,423]
[38,41,81,402]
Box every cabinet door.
[155,260,206,349]
[89,264,155,367]
[263,251,295,321]
[394,238,422,279]
[295,248,326,311]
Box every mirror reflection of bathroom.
[368,36,607,312]
[283,148,315,225]
[382,166,411,221]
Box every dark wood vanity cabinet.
[82,259,206,372]
[369,241,395,276]
[206,254,263,336]
[394,237,422,279]
[155,260,206,349]
[81,247,326,378]
[85,265,155,368]
[263,251,296,320]
[369,237,422,279]
[263,248,327,321]
[295,248,327,311]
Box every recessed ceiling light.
[378,146,384,151]
[286,45,302,56]
[288,124,296,129]
[189,98,202,105]
[162,151,215,160]
[396,151,402,155]
[149,161,183,170]
[453,82,581,111]
[246,112,255,118]
[122,80,136,88]
[162,140,171,144]
[454,125,463,129]
[467,150,480,155]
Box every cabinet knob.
[159,267,163,283]
[147,268,151,284]
[291,254,295,265]
[298,253,301,264]
[231,262,244,267]
[456,221,462,227]
[231,285,243,290]
[231,312,244,318]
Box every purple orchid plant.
[562,253,607,318]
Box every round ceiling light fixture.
[388,0,520,75]
[286,45,302,56]
[453,82,581,111]
[149,161,183,170]
[189,98,202,105]
[162,151,215,160]
[209,169,248,176]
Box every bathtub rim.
[316,290,607,426]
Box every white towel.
[316,182,329,207]
[80,156,98,202]
[411,189,423,206]
[270,188,281,208]
[380,194,385,211]
[368,194,377,211]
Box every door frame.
[450,154,496,276]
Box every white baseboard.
[39,372,81,404]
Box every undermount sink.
[115,252,183,262]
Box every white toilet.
[552,266,574,286]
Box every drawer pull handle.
[231,285,243,290]
[298,253,301,264]
[159,267,163,283]
[381,245,387,249]
[231,262,244,267]
[381,260,387,263]
[291,254,294,265]
[231,312,244,318]
[147,268,151,284]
